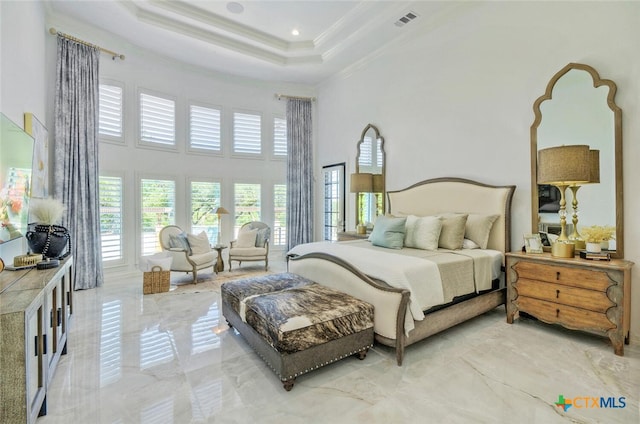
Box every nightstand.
[336,231,369,242]
[505,252,633,356]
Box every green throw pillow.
[369,216,407,249]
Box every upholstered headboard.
[387,177,516,255]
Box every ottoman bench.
[221,273,374,391]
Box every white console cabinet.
[0,256,73,423]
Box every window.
[233,112,261,155]
[140,92,175,146]
[233,183,260,236]
[322,163,345,241]
[190,180,221,244]
[99,175,124,262]
[99,83,123,139]
[140,178,175,256]
[273,116,287,157]
[273,184,286,246]
[189,104,221,152]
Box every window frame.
[187,177,222,245]
[322,163,346,241]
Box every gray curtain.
[54,35,104,290]
[286,99,314,250]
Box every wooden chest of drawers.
[505,252,633,356]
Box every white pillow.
[404,215,442,250]
[462,238,481,249]
[236,228,258,248]
[187,231,211,254]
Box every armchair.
[159,225,216,283]
[228,221,270,271]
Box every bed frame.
[288,177,515,365]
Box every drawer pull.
[556,290,560,298]
[556,309,560,318]
[556,271,560,280]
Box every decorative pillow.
[465,214,499,249]
[255,227,271,247]
[236,228,258,248]
[462,238,480,249]
[169,232,191,254]
[438,214,469,250]
[187,231,211,255]
[368,216,407,249]
[404,215,442,251]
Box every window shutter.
[233,112,261,154]
[190,105,221,151]
[233,183,261,235]
[99,176,123,262]
[99,84,123,138]
[141,178,175,256]
[190,181,221,244]
[273,184,286,246]
[140,93,175,145]
[273,117,287,156]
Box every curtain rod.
[275,93,316,102]
[49,28,125,60]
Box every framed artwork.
[24,113,48,198]
[524,233,544,253]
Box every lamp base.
[356,225,367,235]
[551,241,575,258]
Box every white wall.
[0,0,47,260]
[315,2,640,341]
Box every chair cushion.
[236,229,258,248]
[187,231,211,254]
[189,251,216,266]
[229,247,267,257]
[255,227,271,247]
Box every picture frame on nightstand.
[523,233,543,253]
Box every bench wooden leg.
[283,378,295,391]
[356,348,368,360]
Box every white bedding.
[288,240,503,323]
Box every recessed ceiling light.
[291,29,300,36]
[227,2,244,14]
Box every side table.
[213,245,227,274]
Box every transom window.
[233,112,261,155]
[140,92,175,146]
[99,83,123,140]
[190,104,221,152]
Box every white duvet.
[288,241,502,325]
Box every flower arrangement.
[30,197,66,225]
[580,225,615,243]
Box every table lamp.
[350,173,373,234]
[568,149,600,249]
[538,145,590,257]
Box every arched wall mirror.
[354,124,385,229]
[531,63,623,258]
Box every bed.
[287,177,515,365]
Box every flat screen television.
[0,113,34,244]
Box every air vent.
[394,11,418,27]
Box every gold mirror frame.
[530,63,623,258]
[355,124,385,227]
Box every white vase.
[586,242,602,253]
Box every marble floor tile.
[36,258,639,424]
